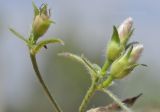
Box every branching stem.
[100,59,112,76]
[79,79,97,112]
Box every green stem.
[97,75,113,90]
[30,53,62,112]
[79,79,97,112]
[100,59,112,76]
[102,89,133,112]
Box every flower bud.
[118,17,133,46]
[107,26,123,61]
[129,44,143,64]
[110,44,143,79]
[32,4,53,41]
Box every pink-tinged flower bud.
[118,17,133,45]
[109,47,131,79]
[129,44,143,64]
[110,44,143,79]
[32,3,53,41]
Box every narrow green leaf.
[58,52,84,63]
[9,28,28,43]
[32,1,39,17]
[31,38,64,54]
[111,26,120,44]
[59,52,98,78]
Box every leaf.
[30,38,64,55]
[9,28,28,43]
[87,93,142,112]
[58,52,84,64]
[58,52,98,78]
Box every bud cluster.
[106,17,144,79]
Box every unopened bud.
[118,17,133,46]
[129,44,143,64]
[107,26,123,61]
[110,44,143,79]
[110,48,131,79]
[32,4,53,41]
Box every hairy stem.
[30,53,62,112]
[97,75,113,89]
[100,59,112,76]
[79,79,97,112]
[102,89,133,112]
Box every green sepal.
[128,63,147,69]
[126,41,139,50]
[40,3,47,14]
[112,26,120,44]
[125,45,133,59]
[32,1,39,17]
[30,38,64,55]
[114,63,146,79]
[32,19,54,42]
[106,26,123,61]
[43,19,55,26]
[117,64,138,78]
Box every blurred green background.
[0,0,160,112]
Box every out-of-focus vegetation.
[0,0,160,112]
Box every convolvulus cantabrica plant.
[10,1,146,112]
[10,2,63,112]
[60,17,146,112]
